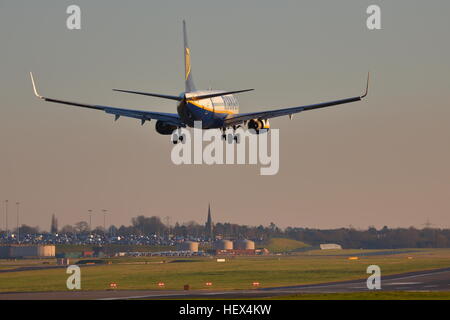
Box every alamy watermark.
[66,5,81,30]
[366,265,381,290]
[66,265,81,290]
[367,5,381,30]
[170,121,280,176]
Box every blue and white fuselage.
[178,91,239,129]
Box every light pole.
[88,210,93,232]
[5,200,8,238]
[16,202,20,244]
[165,216,171,238]
[102,209,107,235]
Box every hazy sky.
[1,0,449,231]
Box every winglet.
[361,72,370,99]
[30,72,43,99]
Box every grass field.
[1,248,450,295]
[262,238,309,253]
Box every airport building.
[320,244,343,250]
[0,245,56,258]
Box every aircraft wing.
[224,73,369,127]
[30,73,184,127]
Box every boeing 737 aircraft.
[30,21,368,143]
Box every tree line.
[3,215,450,249]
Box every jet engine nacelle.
[155,120,178,135]
[247,119,270,132]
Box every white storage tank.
[214,239,233,250]
[234,239,255,250]
[179,241,199,252]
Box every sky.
[0,0,449,231]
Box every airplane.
[30,20,369,144]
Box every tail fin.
[183,20,196,92]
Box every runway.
[1,267,450,300]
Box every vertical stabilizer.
[183,20,196,92]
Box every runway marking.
[383,269,450,281]
[99,293,190,300]
[98,291,250,300]
[201,292,243,296]
[384,282,421,285]
[98,289,302,300]
[262,269,450,292]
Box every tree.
[16,224,40,235]
[92,226,105,235]
[131,215,167,235]
[108,225,117,237]
[60,225,75,234]
[74,221,89,234]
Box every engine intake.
[247,119,270,132]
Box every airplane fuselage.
[177,90,239,129]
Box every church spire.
[205,203,213,241]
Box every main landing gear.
[172,130,185,144]
[221,127,241,144]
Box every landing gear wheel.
[172,129,185,144]
[172,133,179,144]
[227,133,235,144]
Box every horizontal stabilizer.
[113,89,182,101]
[189,89,254,101]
